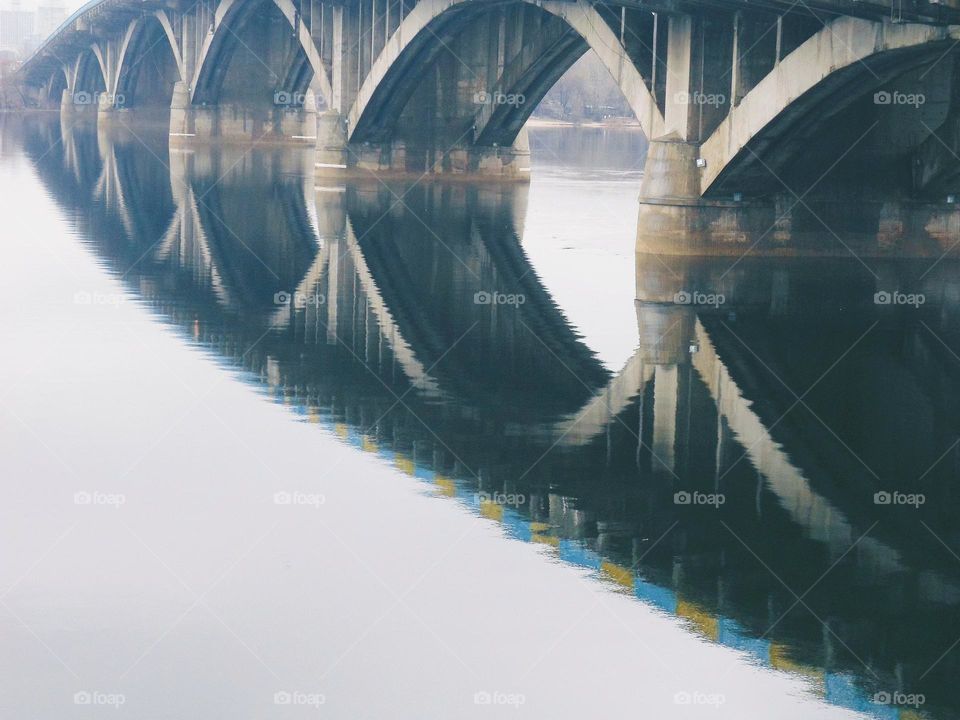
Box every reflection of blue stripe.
[378,449,395,463]
[501,509,532,542]
[414,466,435,481]
[858,703,898,720]
[558,540,602,570]
[825,674,891,717]
[634,576,677,614]
[717,619,769,664]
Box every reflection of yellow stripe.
[308,409,322,423]
[362,437,377,452]
[435,476,456,497]
[677,600,719,641]
[769,644,825,693]
[480,500,503,522]
[529,522,551,533]
[334,423,348,439]
[395,457,415,476]
[601,561,634,591]
[899,711,924,720]
[532,533,559,547]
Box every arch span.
[346,0,664,147]
[58,48,107,114]
[41,66,69,109]
[699,17,960,196]
[191,0,332,106]
[112,15,184,112]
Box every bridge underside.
[17,0,960,256]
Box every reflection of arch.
[690,318,909,578]
[347,186,608,409]
[61,119,103,188]
[342,219,444,396]
[190,0,331,106]
[93,131,175,245]
[161,147,320,313]
[552,349,653,446]
[94,141,135,238]
[156,184,238,309]
[554,298,960,606]
[348,0,663,145]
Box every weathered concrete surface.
[636,194,960,257]
[317,122,531,180]
[170,96,318,145]
[700,17,960,195]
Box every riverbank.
[0,80,25,111]
[527,116,641,129]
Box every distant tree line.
[534,51,633,122]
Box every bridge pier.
[316,117,531,180]
[636,11,743,254]
[169,83,318,144]
[59,89,97,118]
[633,13,960,258]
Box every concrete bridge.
[17,0,960,255]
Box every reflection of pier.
[23,116,960,720]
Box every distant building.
[0,0,36,55]
[35,2,66,40]
[0,46,18,78]
[0,0,65,55]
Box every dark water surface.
[2,115,959,719]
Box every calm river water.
[2,114,960,719]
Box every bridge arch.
[346,0,664,146]
[191,0,331,107]
[42,66,69,108]
[70,47,107,104]
[112,14,184,112]
[699,17,960,196]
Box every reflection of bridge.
[22,115,960,719]
[51,120,609,416]
[17,0,960,255]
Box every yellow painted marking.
[769,644,825,693]
[435,476,456,497]
[899,711,925,720]
[601,561,635,591]
[677,600,719,641]
[479,500,503,522]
